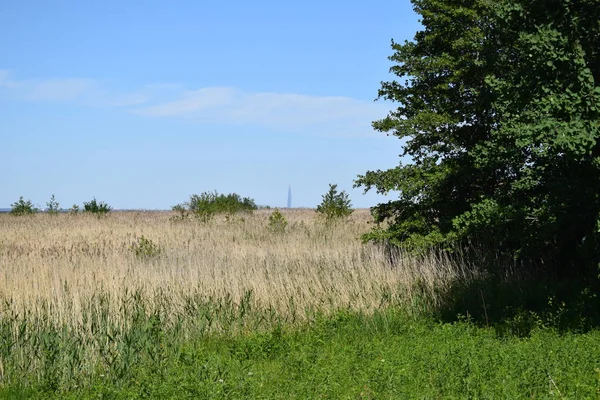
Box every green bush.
[316,184,353,222]
[268,209,288,233]
[10,196,38,216]
[184,191,257,222]
[83,198,111,215]
[69,204,80,215]
[46,194,60,215]
[129,235,162,259]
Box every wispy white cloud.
[132,87,387,136]
[0,70,148,106]
[0,70,389,136]
[138,87,236,117]
[24,78,96,101]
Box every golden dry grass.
[0,209,474,330]
[1,211,596,397]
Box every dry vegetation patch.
[0,210,478,328]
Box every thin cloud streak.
[133,87,388,136]
[0,70,390,136]
[25,78,96,101]
[0,70,149,106]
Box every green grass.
[3,309,599,399]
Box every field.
[1,210,599,398]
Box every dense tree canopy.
[356,0,600,276]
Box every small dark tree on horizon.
[46,194,60,215]
[83,198,112,215]
[10,196,38,216]
[316,184,353,222]
[268,208,288,233]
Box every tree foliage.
[185,191,257,222]
[316,184,353,221]
[46,194,60,215]
[10,196,38,216]
[355,0,600,275]
[268,209,289,233]
[83,198,112,215]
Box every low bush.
[183,191,257,222]
[268,209,288,233]
[10,196,38,216]
[46,194,60,215]
[316,184,353,222]
[83,198,111,215]
[129,235,162,259]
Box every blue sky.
[1,1,420,209]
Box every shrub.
[46,194,60,215]
[10,196,38,216]
[268,209,288,233]
[69,204,80,215]
[83,198,111,215]
[129,235,162,259]
[316,184,353,222]
[186,191,257,222]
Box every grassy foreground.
[1,211,599,398]
[3,309,600,399]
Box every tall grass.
[0,210,482,391]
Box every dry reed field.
[3,209,597,400]
[0,209,473,327]
[0,209,478,386]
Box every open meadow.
[3,0,598,397]
[1,210,599,398]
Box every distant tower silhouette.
[287,185,292,208]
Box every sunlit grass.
[3,210,597,398]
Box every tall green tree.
[356,0,600,276]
